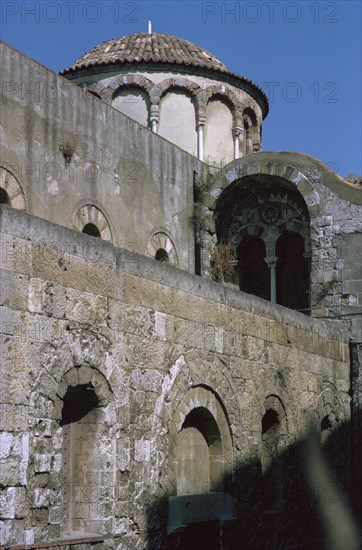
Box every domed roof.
[62,32,229,75]
[61,32,269,117]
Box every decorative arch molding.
[33,327,126,413]
[111,75,155,99]
[206,159,321,217]
[0,166,26,209]
[227,195,311,255]
[251,373,297,437]
[242,106,261,153]
[72,203,112,241]
[168,385,233,495]
[145,231,178,266]
[242,106,258,126]
[157,76,202,103]
[148,352,240,493]
[88,74,155,101]
[317,382,347,428]
[203,84,239,113]
[87,81,109,100]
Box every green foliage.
[211,243,235,282]
[189,173,213,242]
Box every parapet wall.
[0,206,351,548]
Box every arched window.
[261,396,287,511]
[0,187,10,204]
[155,248,170,263]
[276,232,309,311]
[82,222,101,238]
[243,120,252,156]
[72,204,112,242]
[146,232,178,267]
[60,384,105,535]
[0,167,25,209]
[175,407,223,495]
[238,237,270,300]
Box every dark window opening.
[82,223,101,238]
[155,248,170,263]
[321,415,332,432]
[182,407,221,446]
[178,521,220,550]
[238,236,270,300]
[262,408,279,434]
[276,232,309,312]
[0,188,10,204]
[60,384,99,425]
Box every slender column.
[197,123,204,161]
[266,257,278,304]
[150,104,159,133]
[232,126,242,160]
[239,127,245,157]
[196,110,206,162]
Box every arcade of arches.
[215,175,311,313]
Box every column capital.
[232,126,243,138]
[265,256,278,269]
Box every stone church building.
[0,31,361,549]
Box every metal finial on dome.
[148,21,152,34]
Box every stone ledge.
[1,533,116,550]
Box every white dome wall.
[204,98,234,165]
[112,87,150,127]
[158,90,197,156]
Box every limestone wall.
[0,206,351,548]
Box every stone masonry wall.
[0,206,351,549]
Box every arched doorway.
[168,386,234,549]
[175,407,224,496]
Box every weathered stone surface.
[0,31,361,550]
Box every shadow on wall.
[145,409,362,550]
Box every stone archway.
[72,203,112,242]
[167,385,234,549]
[169,386,233,495]
[28,329,126,542]
[0,166,26,209]
[145,231,178,267]
[214,174,311,312]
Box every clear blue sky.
[2,0,361,177]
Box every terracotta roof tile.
[61,32,228,74]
